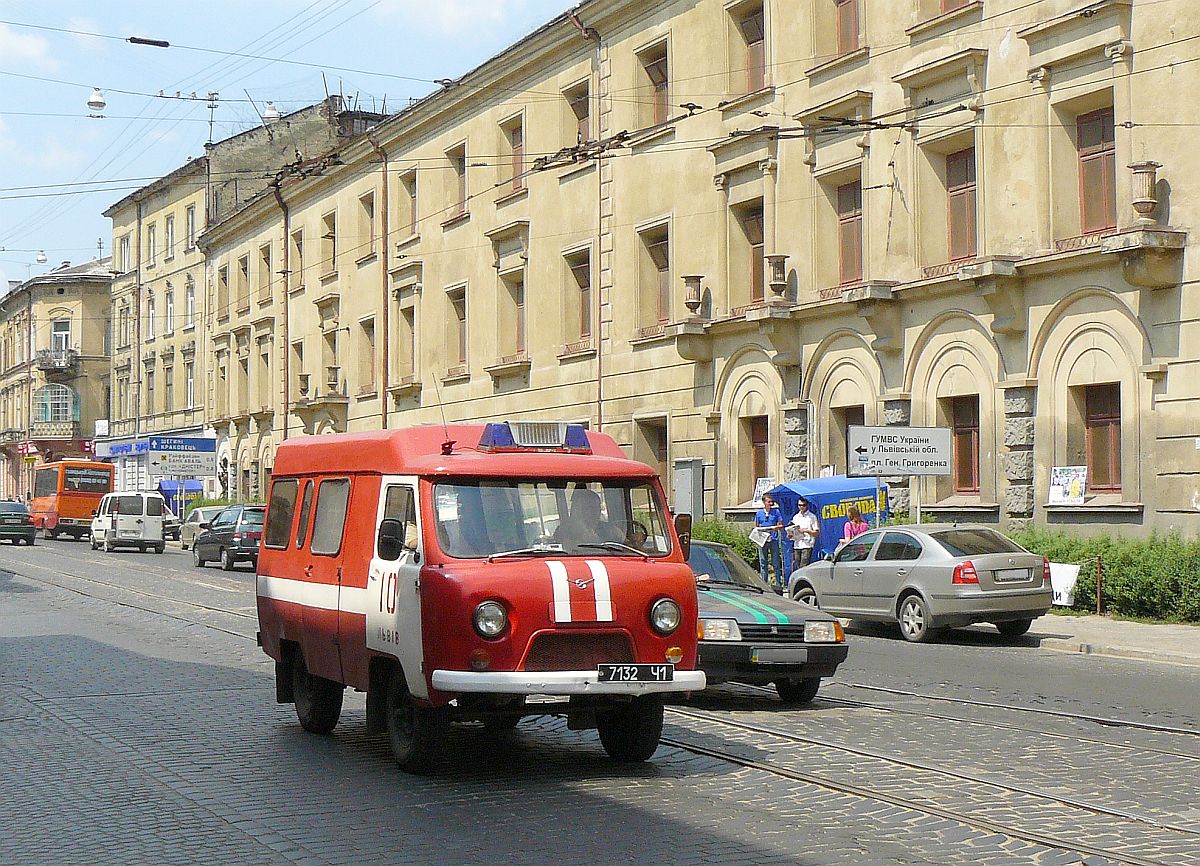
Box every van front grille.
[523,632,634,672]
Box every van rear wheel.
[385,667,446,774]
[292,651,343,735]
[597,698,664,762]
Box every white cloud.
[375,0,531,37]
[66,16,105,52]
[0,114,85,171]
[0,23,57,70]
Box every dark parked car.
[688,539,848,704]
[193,505,265,571]
[0,501,36,545]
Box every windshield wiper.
[701,581,766,594]
[578,541,651,559]
[487,544,564,562]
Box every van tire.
[153,544,165,554]
[385,667,446,774]
[103,534,115,553]
[43,528,57,541]
[597,698,664,762]
[292,651,343,735]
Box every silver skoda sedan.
[787,524,1052,642]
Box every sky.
[0,0,574,289]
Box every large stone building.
[101,96,382,492]
[0,259,113,497]
[193,0,1197,536]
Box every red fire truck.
[257,421,704,773]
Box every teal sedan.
[0,501,36,545]
[688,540,847,704]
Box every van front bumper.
[431,669,706,696]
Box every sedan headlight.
[699,618,742,641]
[805,620,844,643]
[473,601,508,638]
[650,598,682,635]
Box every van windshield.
[433,480,672,559]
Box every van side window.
[310,478,351,556]
[382,485,418,551]
[146,497,163,517]
[295,480,314,548]
[264,480,299,549]
[116,495,143,515]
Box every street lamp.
[87,87,107,115]
[35,251,47,265]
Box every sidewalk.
[1032,613,1200,667]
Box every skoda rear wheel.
[997,618,1033,639]
[385,667,446,774]
[776,677,821,705]
[898,594,938,643]
[597,698,664,762]
[292,651,343,735]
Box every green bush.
[184,497,236,517]
[1010,528,1200,623]
[692,518,759,568]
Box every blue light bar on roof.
[479,421,592,453]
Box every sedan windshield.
[433,480,671,559]
[688,544,772,592]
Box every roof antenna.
[429,370,455,455]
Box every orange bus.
[31,460,114,540]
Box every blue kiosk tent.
[767,476,889,575]
[157,479,203,518]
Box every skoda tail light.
[952,560,979,585]
[1042,557,1052,586]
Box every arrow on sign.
[855,446,868,455]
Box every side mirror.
[823,552,834,562]
[89,510,97,517]
[199,521,211,529]
[674,513,692,561]
[377,517,405,562]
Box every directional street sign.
[847,425,952,477]
[147,436,218,477]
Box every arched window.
[146,291,156,339]
[34,384,76,423]
[185,276,196,327]
[164,284,175,334]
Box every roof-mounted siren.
[479,421,591,454]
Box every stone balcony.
[30,420,81,440]
[35,348,80,376]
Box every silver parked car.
[787,524,1052,643]
[179,506,226,550]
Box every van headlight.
[699,618,742,641]
[473,601,508,638]
[805,620,844,643]
[650,598,682,635]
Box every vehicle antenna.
[428,371,455,456]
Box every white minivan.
[90,491,167,554]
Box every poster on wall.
[1049,465,1088,505]
[751,477,776,507]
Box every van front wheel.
[385,668,446,774]
[597,698,664,762]
[292,651,343,735]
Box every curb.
[1040,637,1200,668]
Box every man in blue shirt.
[753,493,785,591]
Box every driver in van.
[554,488,619,548]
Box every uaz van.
[90,491,167,553]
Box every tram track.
[662,707,1197,866]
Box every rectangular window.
[294,480,314,547]
[951,395,980,493]
[737,5,766,94]
[639,226,671,327]
[164,364,174,411]
[146,224,157,266]
[397,304,417,379]
[257,243,272,304]
[947,147,977,262]
[165,215,175,259]
[185,205,196,250]
[185,361,195,408]
[289,229,304,290]
[358,191,376,255]
[51,319,71,351]
[236,255,250,311]
[836,0,860,55]
[1085,383,1121,492]
[310,478,351,555]
[1077,106,1117,235]
[739,203,766,303]
[749,416,769,488]
[119,235,131,273]
[400,171,418,237]
[264,479,299,549]
[566,251,592,342]
[504,119,525,192]
[565,82,590,144]
[640,43,670,126]
[145,368,156,416]
[449,289,468,365]
[837,180,863,285]
[358,318,376,393]
[291,341,306,397]
[635,417,670,483]
[164,291,174,334]
[447,145,468,217]
[834,405,865,474]
[185,280,196,326]
[257,341,271,407]
[320,212,337,275]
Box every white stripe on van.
[256,574,370,616]
[547,561,572,623]
[586,560,613,622]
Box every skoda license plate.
[597,663,674,683]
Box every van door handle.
[135,519,143,524]
[304,564,313,577]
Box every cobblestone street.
[2,542,1198,866]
